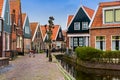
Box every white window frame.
[82,22,88,30]
[103,6,120,24]
[111,35,120,51]
[25,26,30,34]
[74,22,80,30]
[95,36,106,51]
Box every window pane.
[103,41,105,51]
[112,41,116,50]
[74,38,78,46]
[96,41,100,49]
[70,38,73,47]
[74,22,80,30]
[115,9,120,22]
[25,27,30,34]
[82,22,88,30]
[105,10,113,23]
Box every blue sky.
[21,0,113,30]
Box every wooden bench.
[0,57,9,68]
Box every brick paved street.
[0,53,65,80]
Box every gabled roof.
[22,13,26,28]
[0,0,4,17]
[9,0,21,25]
[67,15,74,27]
[30,22,39,41]
[62,30,66,37]
[40,25,60,41]
[82,6,94,19]
[90,1,120,28]
[67,5,94,29]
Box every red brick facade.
[90,27,120,50]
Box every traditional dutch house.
[0,0,11,57]
[90,1,120,51]
[40,25,64,51]
[22,13,31,53]
[66,5,94,50]
[10,0,23,54]
[62,30,67,50]
[30,22,44,53]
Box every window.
[115,9,120,22]
[73,38,78,46]
[25,27,30,34]
[82,22,88,30]
[17,37,20,48]
[96,36,105,50]
[70,37,73,48]
[112,36,120,50]
[5,34,9,50]
[74,22,80,30]
[59,32,61,38]
[79,37,83,46]
[104,8,120,23]
[6,11,9,24]
[105,10,113,23]
[20,37,22,48]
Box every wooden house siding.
[67,7,90,33]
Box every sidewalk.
[0,53,65,80]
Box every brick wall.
[90,27,120,50]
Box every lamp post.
[45,16,54,62]
[0,18,3,57]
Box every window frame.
[112,36,120,51]
[82,22,88,30]
[95,36,106,51]
[74,22,80,30]
[103,6,120,24]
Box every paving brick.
[0,53,65,80]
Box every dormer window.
[103,6,120,24]
[74,22,80,30]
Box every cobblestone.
[0,53,65,80]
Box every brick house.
[66,5,94,50]
[22,13,31,53]
[10,0,23,54]
[0,0,11,57]
[40,25,64,50]
[30,22,44,52]
[90,1,120,51]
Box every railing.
[52,54,75,80]
[0,57,9,68]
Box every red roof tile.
[67,15,74,27]
[10,0,22,25]
[91,1,120,28]
[40,25,60,41]
[0,0,4,17]
[30,22,38,39]
[83,6,94,19]
[22,13,26,27]
[62,30,66,37]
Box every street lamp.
[45,16,54,62]
[0,17,3,57]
